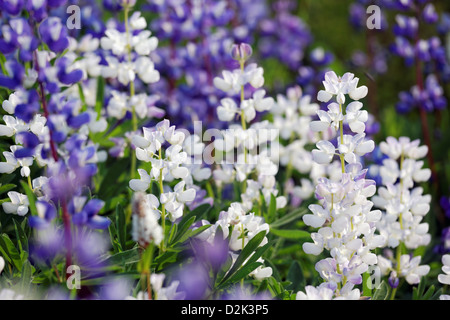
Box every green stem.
[158,148,166,252]
[239,60,247,194]
[124,5,138,180]
[339,103,345,174]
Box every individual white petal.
[303,242,323,255]
[349,85,368,100]
[303,214,326,228]
[310,121,330,132]
[317,90,332,102]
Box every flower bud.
[388,271,399,289]
[231,43,253,63]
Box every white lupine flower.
[129,11,147,30]
[129,168,151,192]
[0,289,25,300]
[217,98,238,122]
[345,101,368,134]
[317,71,367,104]
[101,29,128,56]
[303,71,381,299]
[0,146,33,177]
[149,273,185,300]
[296,285,334,300]
[135,56,160,83]
[2,191,29,216]
[213,70,240,94]
[375,136,432,289]
[160,181,196,221]
[107,90,129,119]
[438,255,450,285]
[312,140,335,164]
[132,192,163,247]
[0,256,4,274]
[310,102,343,132]
[399,255,430,285]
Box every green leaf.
[13,218,28,253]
[267,193,277,223]
[115,203,127,251]
[270,228,310,240]
[219,262,262,288]
[169,204,212,246]
[19,260,33,293]
[175,224,211,245]
[95,76,105,120]
[0,184,16,195]
[219,230,267,285]
[285,261,305,293]
[170,216,196,245]
[270,208,307,229]
[20,181,38,217]
[0,234,23,271]
[362,271,372,298]
[106,247,140,267]
[372,281,389,300]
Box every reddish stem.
[33,50,73,277]
[62,199,73,277]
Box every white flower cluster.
[438,254,450,300]
[130,119,211,223]
[131,192,163,247]
[372,137,431,286]
[298,71,384,300]
[197,202,272,280]
[212,45,285,212]
[99,11,161,120]
[269,85,341,203]
[373,137,431,249]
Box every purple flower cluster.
[388,0,448,113]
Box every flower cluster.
[438,254,450,300]
[298,71,384,299]
[372,137,432,287]
[129,119,207,225]
[269,85,340,206]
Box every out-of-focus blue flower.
[29,201,58,229]
[39,17,70,53]
[14,131,41,158]
[69,197,110,230]
[173,262,211,300]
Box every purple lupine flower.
[0,18,38,58]
[69,197,110,230]
[39,17,70,53]
[14,89,40,122]
[14,131,40,158]
[422,3,438,24]
[192,235,229,273]
[29,201,58,229]
[26,0,48,22]
[30,225,65,264]
[173,262,211,300]
[98,277,133,300]
[56,57,83,85]
[0,0,25,15]
[0,60,25,90]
